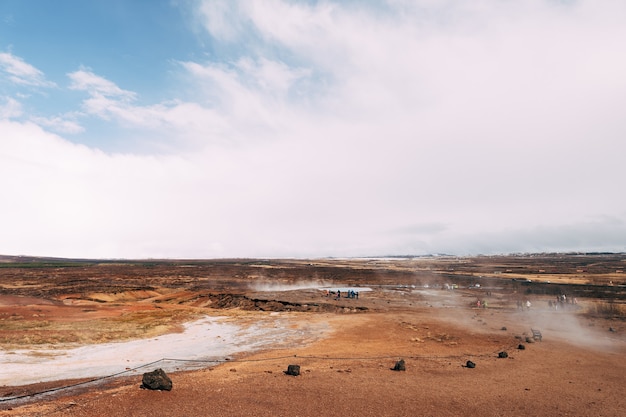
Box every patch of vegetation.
[585,300,626,319]
[0,262,91,268]
[0,309,202,349]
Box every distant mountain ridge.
[1,252,624,264]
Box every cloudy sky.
[1,0,625,259]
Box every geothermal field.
[0,254,624,416]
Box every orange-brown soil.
[0,255,624,416]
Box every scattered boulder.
[501,326,507,331]
[391,359,406,371]
[284,364,301,376]
[518,344,526,350]
[498,351,508,358]
[525,337,534,343]
[466,360,476,368]
[609,327,616,333]
[141,368,172,391]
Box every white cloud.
[65,58,313,149]
[68,68,136,100]
[66,68,233,148]
[0,96,22,118]
[0,52,56,87]
[197,0,246,41]
[0,119,213,258]
[179,57,312,138]
[30,115,85,134]
[1,0,626,258]
[174,0,626,255]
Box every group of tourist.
[548,294,578,310]
[324,289,359,299]
[515,294,579,311]
[475,299,488,308]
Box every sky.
[1,0,625,259]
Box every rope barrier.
[0,359,164,403]
[0,343,520,405]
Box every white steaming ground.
[506,307,623,351]
[248,281,372,293]
[249,281,330,292]
[0,315,327,388]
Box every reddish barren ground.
[0,254,624,416]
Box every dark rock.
[141,368,172,391]
[518,344,526,350]
[609,327,616,332]
[391,359,406,371]
[501,326,507,331]
[466,360,476,368]
[285,364,300,376]
[498,351,508,358]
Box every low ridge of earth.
[0,254,624,416]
